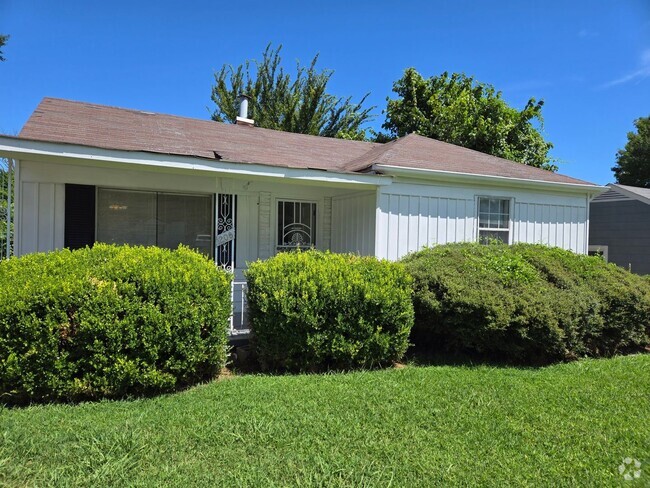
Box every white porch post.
[5,158,11,259]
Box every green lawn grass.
[1,355,648,487]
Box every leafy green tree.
[380,69,556,171]
[612,116,650,188]
[0,34,9,62]
[211,44,374,140]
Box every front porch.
[6,149,388,340]
[214,181,379,337]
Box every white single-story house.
[0,98,603,333]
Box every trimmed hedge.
[245,250,414,371]
[0,244,232,404]
[402,243,650,364]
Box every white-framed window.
[276,200,317,251]
[96,188,214,257]
[477,196,511,244]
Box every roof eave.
[373,164,605,195]
[0,135,392,188]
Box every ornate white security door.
[216,194,247,334]
[216,194,236,271]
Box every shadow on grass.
[0,374,223,410]
[4,339,605,408]
[402,342,560,370]
[228,339,553,377]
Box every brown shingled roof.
[19,97,379,171]
[17,97,596,186]
[346,133,594,185]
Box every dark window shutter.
[65,184,96,249]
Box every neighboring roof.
[16,97,596,187]
[592,183,650,205]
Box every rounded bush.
[402,243,650,364]
[0,244,232,404]
[245,250,414,371]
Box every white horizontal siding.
[331,192,375,255]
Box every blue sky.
[1,0,649,184]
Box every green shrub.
[0,244,232,404]
[245,250,414,371]
[515,246,650,350]
[402,243,650,364]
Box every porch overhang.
[0,136,393,189]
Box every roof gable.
[592,183,650,205]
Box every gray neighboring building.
[589,183,650,275]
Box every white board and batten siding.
[375,181,590,261]
[18,182,66,255]
[331,192,376,256]
[513,202,587,255]
[15,158,592,263]
[16,159,353,261]
[16,159,219,256]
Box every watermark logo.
[618,458,642,481]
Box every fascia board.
[0,136,392,188]
[373,163,605,195]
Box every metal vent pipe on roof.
[236,95,254,126]
[238,94,250,119]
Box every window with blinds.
[95,188,214,257]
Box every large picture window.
[277,200,316,251]
[96,188,214,257]
[477,197,510,244]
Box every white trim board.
[0,136,392,189]
[373,164,604,195]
